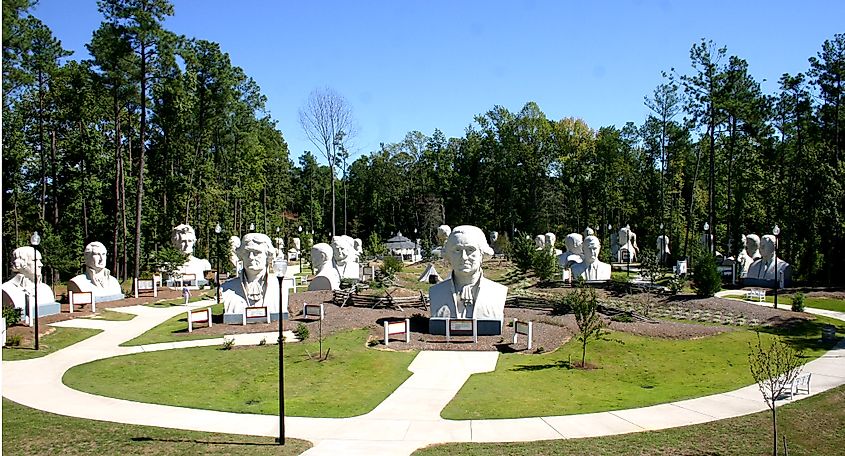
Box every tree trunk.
[133,41,148,284]
[772,407,778,456]
[38,69,46,221]
[112,95,122,277]
[50,129,59,226]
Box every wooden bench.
[746,288,766,302]
[785,373,811,399]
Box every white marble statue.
[431,224,451,258]
[229,236,242,272]
[292,237,301,252]
[610,231,619,260]
[571,235,612,281]
[534,234,546,250]
[656,235,670,264]
[1,246,59,318]
[617,225,639,263]
[308,243,341,291]
[429,225,507,321]
[67,242,123,301]
[332,235,361,280]
[746,235,791,285]
[737,234,761,278]
[544,232,562,255]
[557,233,584,269]
[170,224,211,286]
[354,238,363,257]
[220,233,286,323]
[583,227,595,238]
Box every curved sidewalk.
[3,299,844,456]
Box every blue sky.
[33,1,844,164]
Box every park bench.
[746,288,766,302]
[785,373,812,399]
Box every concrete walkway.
[3,298,845,456]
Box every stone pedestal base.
[428,318,502,336]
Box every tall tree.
[298,86,356,237]
[97,0,174,282]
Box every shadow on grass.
[511,359,575,371]
[130,436,277,447]
[754,317,844,352]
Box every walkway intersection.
[2,298,844,455]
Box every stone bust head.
[534,235,545,249]
[84,242,108,274]
[582,236,602,264]
[171,224,197,255]
[331,235,358,266]
[544,232,557,249]
[564,233,583,254]
[618,226,632,245]
[236,233,275,279]
[745,234,761,257]
[11,246,41,282]
[759,235,777,261]
[311,243,334,272]
[444,225,494,287]
[436,225,451,246]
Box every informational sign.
[134,278,158,298]
[512,318,533,350]
[68,291,95,313]
[243,306,270,325]
[384,318,411,346]
[304,303,324,319]
[187,307,213,332]
[445,318,477,343]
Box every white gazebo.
[385,232,421,263]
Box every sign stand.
[512,318,533,350]
[383,318,411,346]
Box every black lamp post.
[298,225,303,271]
[659,222,665,266]
[30,231,41,350]
[214,223,222,305]
[773,224,780,309]
[273,257,288,445]
[607,224,612,264]
[703,222,711,256]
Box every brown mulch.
[6,285,823,354]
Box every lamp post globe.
[773,224,780,309]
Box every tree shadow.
[130,436,276,447]
[511,360,574,371]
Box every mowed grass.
[121,303,222,346]
[82,309,136,321]
[2,327,102,361]
[1,399,311,456]
[417,384,845,456]
[442,320,841,419]
[723,293,845,313]
[64,329,416,417]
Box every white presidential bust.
[170,224,211,284]
[737,234,760,278]
[1,246,57,313]
[429,225,507,321]
[431,224,451,258]
[571,235,612,281]
[68,242,123,300]
[617,225,639,263]
[228,236,242,273]
[746,235,791,284]
[332,235,361,280]
[557,233,584,269]
[545,232,562,255]
[308,243,341,291]
[534,234,546,250]
[220,233,285,322]
[354,238,363,257]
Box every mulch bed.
[5,285,823,354]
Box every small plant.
[6,334,22,347]
[692,253,721,297]
[667,273,685,295]
[511,234,535,272]
[611,313,634,323]
[258,337,267,346]
[2,303,22,326]
[791,291,805,312]
[531,248,560,282]
[569,284,609,367]
[294,323,310,341]
[221,337,235,350]
[534,346,545,354]
[381,255,404,277]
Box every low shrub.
[667,273,686,295]
[692,254,721,297]
[3,303,21,326]
[294,323,310,341]
[531,249,560,282]
[6,334,22,347]
[510,234,535,272]
[791,291,805,312]
[220,337,235,350]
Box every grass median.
[2,327,102,361]
[1,398,311,456]
[64,328,416,417]
[442,317,842,419]
[121,303,222,346]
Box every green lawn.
[2,327,102,361]
[1,399,311,456]
[144,295,213,308]
[442,319,842,419]
[416,384,845,456]
[121,303,222,346]
[724,293,845,313]
[64,329,416,417]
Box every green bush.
[692,254,721,297]
[294,323,310,341]
[3,303,21,326]
[532,249,560,282]
[6,334,22,347]
[667,273,686,295]
[511,235,535,272]
[381,256,404,278]
[791,291,805,312]
[220,337,235,350]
